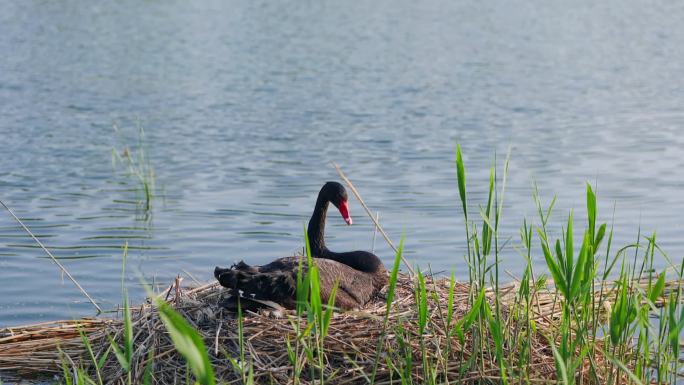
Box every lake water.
[1,0,683,326]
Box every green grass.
[53,145,684,384]
[111,125,156,214]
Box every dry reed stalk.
[0,199,102,313]
[332,163,415,277]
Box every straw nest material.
[0,273,672,384]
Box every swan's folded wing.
[316,259,376,309]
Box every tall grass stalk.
[112,125,156,213]
[283,226,340,383]
[455,145,511,379]
[108,243,133,385]
[224,300,252,383]
[370,236,405,383]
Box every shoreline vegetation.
[1,146,683,384]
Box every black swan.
[214,181,388,310]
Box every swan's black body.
[214,182,387,310]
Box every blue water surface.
[1,0,683,326]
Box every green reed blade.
[157,301,216,385]
[569,232,589,301]
[549,338,570,385]
[322,281,338,338]
[482,166,494,255]
[586,183,597,240]
[649,271,666,305]
[78,325,103,385]
[459,287,485,333]
[484,299,508,385]
[595,223,606,251]
[554,239,565,278]
[386,235,404,312]
[415,268,428,335]
[107,333,129,373]
[447,272,455,329]
[540,237,565,298]
[122,290,133,370]
[370,235,404,384]
[600,347,646,385]
[309,265,323,326]
[565,211,574,277]
[455,144,468,220]
[97,345,111,371]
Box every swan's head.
[322,181,352,225]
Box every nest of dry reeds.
[1,273,654,384]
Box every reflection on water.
[1,0,684,325]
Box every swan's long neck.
[307,195,329,257]
[306,195,384,274]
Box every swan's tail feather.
[214,263,297,308]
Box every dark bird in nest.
[214,181,387,312]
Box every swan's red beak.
[338,200,352,225]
